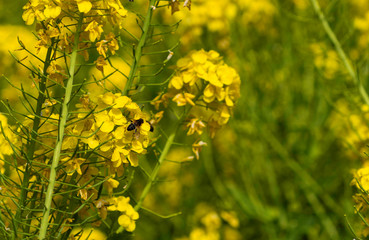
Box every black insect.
[129,0,134,2]
[127,118,154,132]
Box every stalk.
[309,0,369,106]
[13,40,54,240]
[122,0,156,96]
[133,132,175,211]
[38,15,83,240]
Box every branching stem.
[13,29,55,240]
[38,14,83,240]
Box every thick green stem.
[38,15,83,240]
[122,0,156,96]
[309,0,369,106]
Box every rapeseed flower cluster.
[153,50,240,139]
[74,92,152,172]
[352,162,369,192]
[107,196,139,232]
[351,162,369,237]
[329,101,369,156]
[152,50,240,160]
[3,93,151,230]
[22,0,125,73]
[21,93,151,181]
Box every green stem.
[134,132,175,211]
[309,0,369,106]
[122,0,156,96]
[13,39,54,240]
[38,15,83,240]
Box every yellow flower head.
[352,162,369,192]
[75,93,153,171]
[152,50,241,139]
[107,196,139,232]
[22,0,127,62]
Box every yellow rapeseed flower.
[76,0,92,13]
[85,20,104,42]
[152,49,241,140]
[107,196,139,232]
[352,162,369,192]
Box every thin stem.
[309,0,369,106]
[122,0,156,96]
[38,15,83,240]
[134,132,175,211]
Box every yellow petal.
[77,0,92,13]
[22,10,35,25]
[100,120,114,133]
[87,138,99,149]
[208,72,223,88]
[101,92,115,105]
[125,102,139,110]
[114,96,131,108]
[113,126,125,139]
[118,215,131,228]
[44,5,61,18]
[182,72,195,85]
[108,178,119,188]
[140,122,151,132]
[204,84,215,98]
[111,148,122,167]
[128,152,139,167]
[191,51,207,64]
[131,140,143,153]
[170,76,183,90]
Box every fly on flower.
[127,118,154,132]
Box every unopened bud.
[166,50,174,61]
